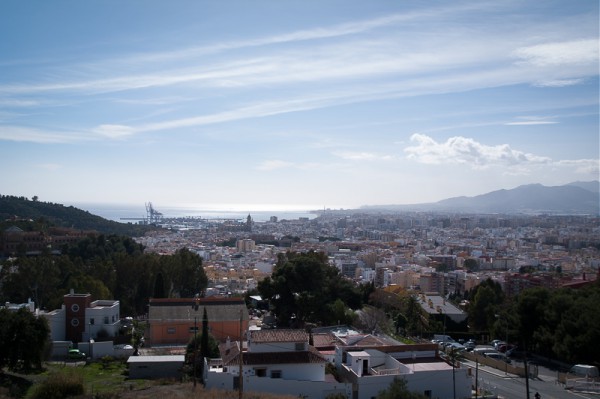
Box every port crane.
[119,202,163,225]
[145,202,163,224]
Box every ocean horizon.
[71,202,324,223]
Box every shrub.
[29,370,84,399]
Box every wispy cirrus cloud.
[0,125,90,144]
[505,116,558,126]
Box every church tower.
[246,214,252,232]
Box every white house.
[206,329,351,399]
[335,345,472,399]
[205,327,472,399]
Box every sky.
[1,0,598,211]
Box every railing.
[370,367,402,376]
[565,378,600,392]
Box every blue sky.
[1,0,598,211]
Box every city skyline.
[1,1,598,210]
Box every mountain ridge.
[362,181,600,214]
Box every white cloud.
[556,159,600,175]
[513,39,599,68]
[0,126,88,143]
[505,117,558,126]
[94,124,136,139]
[534,78,584,88]
[404,133,552,168]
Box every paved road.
[462,359,598,399]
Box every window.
[71,304,79,312]
[271,370,282,379]
[90,318,95,325]
[167,327,176,334]
[295,343,304,351]
[424,390,432,398]
[104,316,109,324]
[189,326,199,333]
[254,368,266,377]
[71,318,79,327]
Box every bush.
[29,370,84,399]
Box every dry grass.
[117,382,298,399]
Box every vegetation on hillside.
[0,195,151,236]
[0,236,208,316]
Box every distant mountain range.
[362,181,600,215]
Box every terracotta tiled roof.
[250,329,308,343]
[311,332,337,349]
[220,344,326,366]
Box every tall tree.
[467,279,504,333]
[0,308,50,371]
[258,251,362,327]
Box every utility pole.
[239,309,244,399]
[475,359,479,399]
[193,316,197,388]
[524,344,530,399]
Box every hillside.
[434,183,599,214]
[0,195,152,236]
[362,181,600,215]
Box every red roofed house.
[147,297,249,346]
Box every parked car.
[570,364,599,378]
[464,340,476,351]
[68,349,86,360]
[498,344,514,353]
[447,343,466,352]
[484,352,511,363]
[506,347,525,359]
[493,341,507,350]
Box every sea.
[71,202,321,223]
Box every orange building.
[147,297,249,347]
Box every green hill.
[0,195,152,236]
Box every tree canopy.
[0,236,208,316]
[0,308,50,371]
[258,251,362,327]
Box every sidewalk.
[461,359,519,379]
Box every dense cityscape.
[140,210,600,300]
[1,0,598,398]
[2,195,598,398]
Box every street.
[462,359,598,399]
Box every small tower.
[246,214,252,232]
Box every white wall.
[238,362,325,382]
[356,368,472,399]
[41,308,66,341]
[206,373,352,399]
[250,341,305,353]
